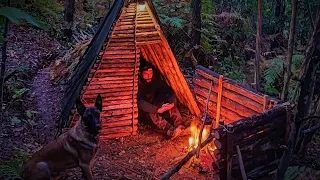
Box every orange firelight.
[188,122,210,150]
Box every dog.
[23,94,103,180]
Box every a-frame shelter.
[58,0,201,140]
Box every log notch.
[70,3,139,140]
[193,65,279,126]
[212,103,291,180]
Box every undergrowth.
[0,150,29,180]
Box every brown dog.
[23,94,103,180]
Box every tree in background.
[64,0,76,38]
[281,0,298,101]
[255,0,262,91]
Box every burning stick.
[196,81,213,158]
[160,134,215,180]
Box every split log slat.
[103,50,137,55]
[83,91,137,99]
[90,68,136,73]
[136,24,155,28]
[100,132,132,140]
[84,83,134,90]
[87,76,134,81]
[136,29,157,33]
[113,25,135,30]
[111,33,135,38]
[136,36,161,42]
[193,76,263,113]
[91,71,139,77]
[108,42,135,46]
[195,86,256,118]
[101,108,138,117]
[136,40,161,45]
[103,119,138,128]
[98,59,136,64]
[102,54,137,59]
[109,38,135,43]
[83,86,137,95]
[102,103,137,111]
[86,99,136,107]
[195,68,264,105]
[136,31,159,37]
[88,80,134,85]
[103,46,136,51]
[83,96,133,104]
[102,113,138,122]
[101,125,138,135]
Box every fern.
[263,54,304,95]
[158,14,184,29]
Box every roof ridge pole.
[132,2,139,135]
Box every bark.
[64,0,76,38]
[0,0,10,121]
[281,0,298,101]
[254,0,262,92]
[274,0,285,34]
[191,0,201,47]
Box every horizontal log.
[102,103,137,111]
[194,86,257,118]
[82,91,137,100]
[136,31,159,37]
[90,68,136,74]
[91,71,138,78]
[195,67,265,105]
[100,132,132,140]
[101,108,138,117]
[103,50,136,55]
[83,86,137,95]
[193,76,263,113]
[109,38,135,43]
[136,36,161,42]
[104,46,135,51]
[103,119,138,128]
[94,62,138,68]
[136,40,162,45]
[136,29,157,33]
[87,76,135,82]
[88,79,134,85]
[108,42,135,46]
[101,125,138,135]
[196,95,244,121]
[98,59,137,64]
[102,54,136,59]
[111,33,135,38]
[101,113,138,122]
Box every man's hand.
[157,103,174,113]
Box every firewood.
[160,134,215,180]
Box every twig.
[196,81,213,158]
[298,115,320,123]
[303,123,320,135]
[236,145,247,180]
[160,134,215,180]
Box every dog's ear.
[95,94,102,111]
[76,99,86,116]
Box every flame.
[188,123,210,149]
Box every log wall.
[212,103,291,179]
[193,65,278,125]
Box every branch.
[303,123,320,135]
[160,134,215,180]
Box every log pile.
[193,65,278,125]
[212,103,290,180]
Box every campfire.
[185,122,216,172]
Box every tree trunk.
[294,2,320,153]
[191,0,201,48]
[0,0,10,121]
[281,0,298,101]
[274,0,285,34]
[254,0,262,92]
[64,0,76,38]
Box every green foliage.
[159,14,184,29]
[220,56,245,82]
[0,7,49,30]
[0,150,29,180]
[263,54,304,96]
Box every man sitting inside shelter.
[137,60,188,139]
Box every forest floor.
[1,25,320,180]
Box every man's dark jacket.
[137,69,177,113]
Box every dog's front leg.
[79,162,93,180]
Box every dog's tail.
[36,162,51,180]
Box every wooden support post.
[236,145,247,180]
[215,75,223,128]
[132,3,138,135]
[263,95,268,112]
[226,125,234,180]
